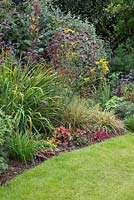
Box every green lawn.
[1,134,134,200]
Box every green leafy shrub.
[120,82,134,103]
[105,96,125,111]
[124,117,134,132]
[107,0,134,48]
[52,0,112,37]
[0,56,59,134]
[52,0,133,50]
[110,46,134,73]
[0,156,8,174]
[0,110,14,148]
[52,0,110,19]
[35,139,57,151]
[0,0,14,22]
[0,0,56,57]
[7,131,37,163]
[114,101,134,119]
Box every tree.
[107,0,134,48]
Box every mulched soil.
[0,160,42,186]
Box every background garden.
[0,0,134,178]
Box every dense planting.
[0,0,133,180]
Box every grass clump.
[124,117,134,132]
[61,96,125,134]
[0,58,60,135]
[7,131,37,163]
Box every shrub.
[114,102,134,119]
[124,117,134,132]
[52,0,112,30]
[7,131,37,163]
[91,131,110,142]
[35,139,57,151]
[0,0,14,22]
[120,72,134,102]
[0,156,8,174]
[0,0,57,59]
[108,70,134,102]
[86,106,125,135]
[54,126,72,146]
[52,0,115,46]
[110,46,134,74]
[52,0,111,19]
[53,0,134,50]
[61,96,125,135]
[61,96,90,131]
[0,57,59,134]
[0,0,108,67]
[105,96,125,111]
[46,27,108,94]
[72,129,87,146]
[35,149,56,160]
[0,110,14,147]
[107,0,134,48]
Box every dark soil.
[0,159,42,186]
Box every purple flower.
[27,52,32,56]
[40,100,48,105]
[0,41,5,46]
[22,51,27,56]
[13,61,18,65]
[0,59,5,63]
[0,33,4,37]
[27,49,37,54]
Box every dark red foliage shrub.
[35,149,56,160]
[91,130,110,142]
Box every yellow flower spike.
[63,28,75,34]
[84,77,89,81]
[102,65,109,73]
[61,44,65,48]
[99,59,104,64]
[90,68,95,73]
[95,61,100,65]
[104,66,109,72]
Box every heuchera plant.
[73,129,87,146]
[54,126,72,146]
[91,130,110,142]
